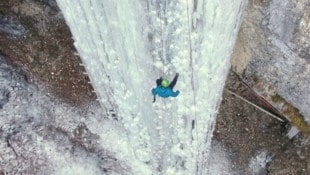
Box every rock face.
[223,0,310,174]
[0,15,26,38]
[231,0,310,126]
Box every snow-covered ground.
[56,0,247,174]
[0,53,240,174]
[0,55,128,174]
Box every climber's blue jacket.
[152,86,180,98]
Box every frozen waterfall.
[56,0,247,174]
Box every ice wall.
[56,0,247,174]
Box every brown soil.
[213,72,310,174]
[0,0,96,106]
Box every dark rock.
[40,0,58,8]
[0,15,26,39]
[0,88,10,109]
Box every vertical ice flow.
[56,0,247,174]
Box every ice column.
[56,0,247,174]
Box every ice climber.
[152,73,180,102]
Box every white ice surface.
[56,0,247,174]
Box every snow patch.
[0,60,130,174]
[207,141,239,175]
[248,150,273,175]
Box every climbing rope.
[186,0,200,174]
[158,0,166,76]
